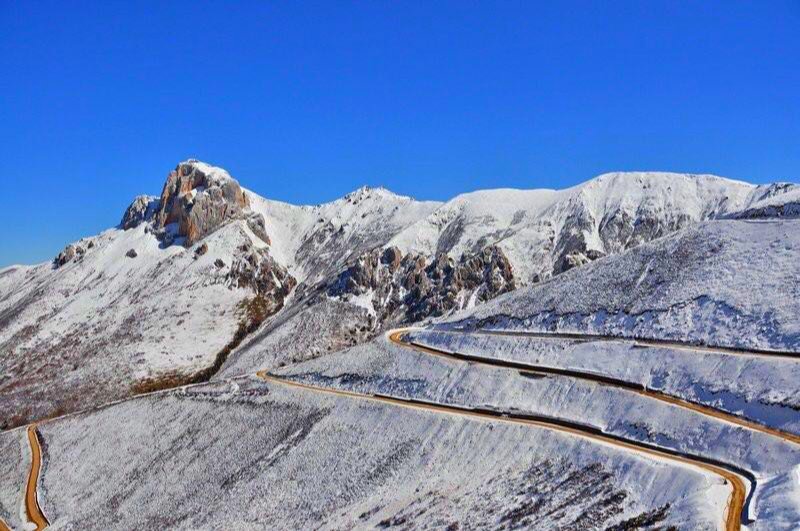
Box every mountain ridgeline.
[1,160,798,429]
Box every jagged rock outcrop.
[151,160,263,246]
[53,243,84,268]
[328,245,515,326]
[227,243,297,313]
[555,249,606,275]
[550,200,697,276]
[121,195,159,230]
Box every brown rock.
[152,161,253,246]
[54,244,79,268]
[121,195,159,230]
[381,246,403,272]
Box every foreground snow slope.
[263,217,800,528]
[0,377,723,530]
[273,333,800,528]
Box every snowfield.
[2,377,725,530]
[1,160,800,529]
[441,219,800,352]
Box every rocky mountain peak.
[119,160,270,247]
[153,160,252,246]
[342,185,403,204]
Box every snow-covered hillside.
[388,172,794,284]
[1,159,800,529]
[246,186,442,284]
[2,160,798,429]
[259,216,800,529]
[0,375,727,530]
[441,219,800,352]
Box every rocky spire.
[153,160,251,246]
[120,160,269,247]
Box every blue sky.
[1,1,798,267]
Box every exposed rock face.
[126,249,138,258]
[53,243,85,268]
[728,183,800,220]
[195,243,209,257]
[555,249,606,275]
[227,243,297,316]
[152,160,260,246]
[550,197,693,276]
[120,195,159,230]
[328,245,515,326]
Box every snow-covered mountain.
[1,160,798,429]
[1,159,800,530]
[2,193,799,530]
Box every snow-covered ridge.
[1,160,797,429]
[386,170,796,284]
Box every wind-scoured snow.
[246,186,442,284]
[387,172,788,284]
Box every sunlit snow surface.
[2,168,800,529]
[0,378,724,530]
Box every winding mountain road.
[465,328,800,360]
[257,370,748,531]
[393,330,800,445]
[259,327,800,531]
[14,326,800,530]
[25,425,48,531]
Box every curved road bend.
[22,425,48,531]
[257,371,747,531]
[391,330,800,446]
[22,324,796,531]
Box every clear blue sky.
[1,1,798,266]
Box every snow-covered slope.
[247,186,441,284]
[2,160,797,429]
[388,172,794,284]
[0,375,726,530]
[220,172,799,378]
[441,218,800,351]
